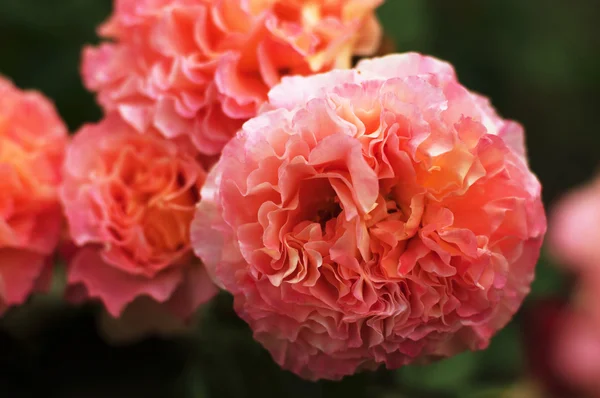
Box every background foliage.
[1,1,598,397]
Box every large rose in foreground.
[0,77,67,313]
[61,115,217,318]
[82,0,383,156]
[191,53,547,380]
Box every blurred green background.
[1,0,599,397]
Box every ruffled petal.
[68,246,183,317]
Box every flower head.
[549,176,600,270]
[549,175,600,396]
[61,115,217,317]
[0,77,68,312]
[191,53,546,380]
[82,0,383,156]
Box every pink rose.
[82,0,383,156]
[60,114,217,318]
[553,309,600,397]
[0,77,68,313]
[191,53,547,380]
[549,176,600,396]
[549,176,600,270]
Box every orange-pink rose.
[60,115,217,318]
[0,77,68,313]
[82,0,383,156]
[191,53,547,380]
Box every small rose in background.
[191,52,547,380]
[82,0,384,156]
[0,77,68,314]
[549,175,600,397]
[550,176,600,271]
[60,115,217,321]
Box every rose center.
[313,197,342,229]
[142,183,198,254]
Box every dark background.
[1,0,598,397]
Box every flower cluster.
[0,0,550,382]
[47,0,385,333]
[55,0,384,327]
[0,77,68,312]
[82,0,383,156]
[191,53,547,380]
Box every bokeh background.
[1,0,599,397]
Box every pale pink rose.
[82,0,384,156]
[0,77,68,313]
[552,278,600,396]
[191,53,547,380]
[553,309,600,397]
[60,115,217,318]
[549,175,600,270]
[549,177,600,396]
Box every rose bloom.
[0,77,67,313]
[549,176,600,396]
[553,307,600,397]
[60,115,217,318]
[191,53,547,380]
[550,176,600,271]
[82,0,383,156]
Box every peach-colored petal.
[191,163,228,284]
[267,70,359,111]
[0,249,47,312]
[164,264,219,319]
[356,52,457,82]
[68,246,183,317]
